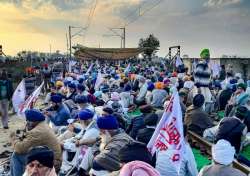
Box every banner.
[18,82,44,116]
[124,63,131,74]
[175,56,183,67]
[86,63,94,75]
[94,71,103,90]
[69,60,77,73]
[147,90,184,173]
[12,79,26,115]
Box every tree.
[138,34,160,59]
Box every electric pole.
[68,25,86,60]
[103,27,126,48]
[123,27,125,48]
[69,26,72,60]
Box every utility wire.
[124,0,163,27]
[83,0,98,42]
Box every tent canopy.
[74,45,144,60]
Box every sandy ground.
[0,114,25,157]
[0,98,45,163]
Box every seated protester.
[55,80,64,95]
[106,92,123,113]
[87,87,97,105]
[102,106,114,116]
[44,86,57,105]
[45,95,71,129]
[198,139,246,176]
[215,106,248,153]
[75,95,94,112]
[146,82,155,104]
[126,105,152,139]
[23,146,57,176]
[99,79,110,93]
[90,115,134,174]
[10,109,61,175]
[118,143,160,176]
[119,142,153,166]
[136,108,158,144]
[66,83,77,102]
[179,90,187,117]
[218,83,233,111]
[151,82,168,108]
[76,83,88,96]
[61,109,99,175]
[57,119,82,142]
[226,83,249,116]
[116,81,125,93]
[135,76,148,106]
[185,94,213,136]
[156,125,198,176]
[120,84,134,109]
[243,99,250,132]
[94,91,105,106]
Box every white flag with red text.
[18,82,44,117]
[12,79,26,115]
[147,90,184,173]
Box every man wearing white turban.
[198,139,246,176]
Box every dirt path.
[0,98,45,162]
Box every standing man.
[0,69,13,129]
[193,49,212,111]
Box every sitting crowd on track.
[1,48,250,176]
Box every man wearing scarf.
[193,48,213,112]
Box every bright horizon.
[0,0,250,57]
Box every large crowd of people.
[1,48,250,176]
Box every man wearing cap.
[198,139,246,176]
[10,109,61,176]
[23,146,57,176]
[90,115,134,174]
[185,94,213,136]
[45,94,71,129]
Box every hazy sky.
[0,0,250,57]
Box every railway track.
[188,130,250,175]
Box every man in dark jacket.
[45,95,71,128]
[185,94,213,136]
[0,69,13,129]
[215,106,248,153]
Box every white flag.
[86,63,94,75]
[69,60,77,73]
[12,79,26,114]
[94,71,103,90]
[124,63,130,73]
[175,56,183,67]
[147,90,184,173]
[18,82,44,116]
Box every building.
[183,57,250,79]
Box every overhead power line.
[83,0,98,42]
[124,0,163,27]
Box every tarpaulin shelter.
[74,45,144,61]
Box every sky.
[0,0,250,57]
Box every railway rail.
[188,130,250,175]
